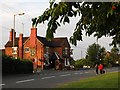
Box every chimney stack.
[30,27,37,47]
[18,33,23,59]
[9,29,13,41]
[9,28,16,44]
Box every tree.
[98,47,106,62]
[103,55,113,67]
[111,46,119,54]
[103,47,119,67]
[86,43,106,67]
[69,57,75,65]
[32,1,120,46]
[110,47,119,64]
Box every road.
[1,67,119,88]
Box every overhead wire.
[0,2,32,36]
[0,25,28,36]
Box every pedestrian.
[32,58,37,73]
[95,64,99,75]
[98,64,103,74]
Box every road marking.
[85,72,89,73]
[109,71,118,73]
[74,73,79,75]
[16,79,34,83]
[0,84,5,86]
[60,74,71,77]
[80,73,83,74]
[41,76,55,79]
[65,72,68,73]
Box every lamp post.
[22,22,24,34]
[13,13,25,47]
[13,13,25,58]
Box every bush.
[74,59,84,69]
[2,55,33,75]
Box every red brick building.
[5,28,72,70]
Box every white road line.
[41,76,55,79]
[80,73,83,74]
[16,79,34,83]
[0,84,5,86]
[109,71,118,73]
[60,74,71,77]
[85,72,89,73]
[65,72,68,73]
[74,73,79,75]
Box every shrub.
[2,55,33,75]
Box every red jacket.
[99,64,103,70]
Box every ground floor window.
[65,58,70,66]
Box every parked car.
[70,65,75,70]
[83,65,91,68]
[65,65,75,70]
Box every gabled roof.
[5,37,29,47]
[52,37,70,47]
[37,36,53,46]
[5,36,70,48]
[37,36,70,47]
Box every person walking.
[95,64,99,75]
[99,64,103,74]
[32,58,37,73]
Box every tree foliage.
[103,47,119,67]
[110,47,119,63]
[86,43,106,66]
[2,55,33,74]
[74,58,89,69]
[32,1,120,46]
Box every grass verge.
[56,72,119,88]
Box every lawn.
[57,72,119,88]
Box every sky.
[0,0,114,60]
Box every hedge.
[2,55,33,75]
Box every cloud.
[1,0,49,3]
[0,1,113,60]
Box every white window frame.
[46,46,49,53]
[12,47,17,54]
[65,58,70,66]
[65,47,68,55]
[24,47,30,53]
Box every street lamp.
[13,13,25,47]
[12,13,25,58]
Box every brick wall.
[5,47,18,58]
[54,47,63,58]
[36,39,44,66]
[23,39,31,59]
[5,47,13,56]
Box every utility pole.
[22,22,24,34]
[12,13,25,58]
[81,50,83,59]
